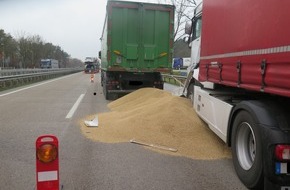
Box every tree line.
[0,29,82,69]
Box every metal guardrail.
[162,74,187,87]
[0,68,83,90]
[0,68,77,77]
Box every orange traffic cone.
[90,74,94,83]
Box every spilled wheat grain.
[80,88,231,159]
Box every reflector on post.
[36,135,59,190]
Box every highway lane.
[0,72,247,189]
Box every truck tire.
[231,110,263,189]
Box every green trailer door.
[142,6,171,69]
[108,1,174,72]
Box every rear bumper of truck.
[102,70,164,100]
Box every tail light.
[275,145,290,162]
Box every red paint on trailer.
[199,0,290,97]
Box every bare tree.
[155,0,198,58]
[0,29,81,68]
[172,0,197,42]
[156,0,197,41]
[15,33,73,68]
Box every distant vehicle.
[84,56,100,73]
[173,57,191,70]
[182,57,191,68]
[173,58,183,69]
[85,57,94,63]
[84,63,99,74]
[40,59,59,69]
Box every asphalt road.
[0,72,247,190]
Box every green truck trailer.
[99,0,174,100]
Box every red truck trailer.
[184,0,290,189]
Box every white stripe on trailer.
[201,45,290,60]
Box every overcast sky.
[0,0,173,61]
[0,0,108,61]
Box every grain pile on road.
[80,88,231,160]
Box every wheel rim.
[236,122,256,170]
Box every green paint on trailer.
[101,0,174,73]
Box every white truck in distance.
[40,59,59,69]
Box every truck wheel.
[231,110,263,189]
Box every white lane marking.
[38,171,58,182]
[0,74,75,97]
[66,94,85,119]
